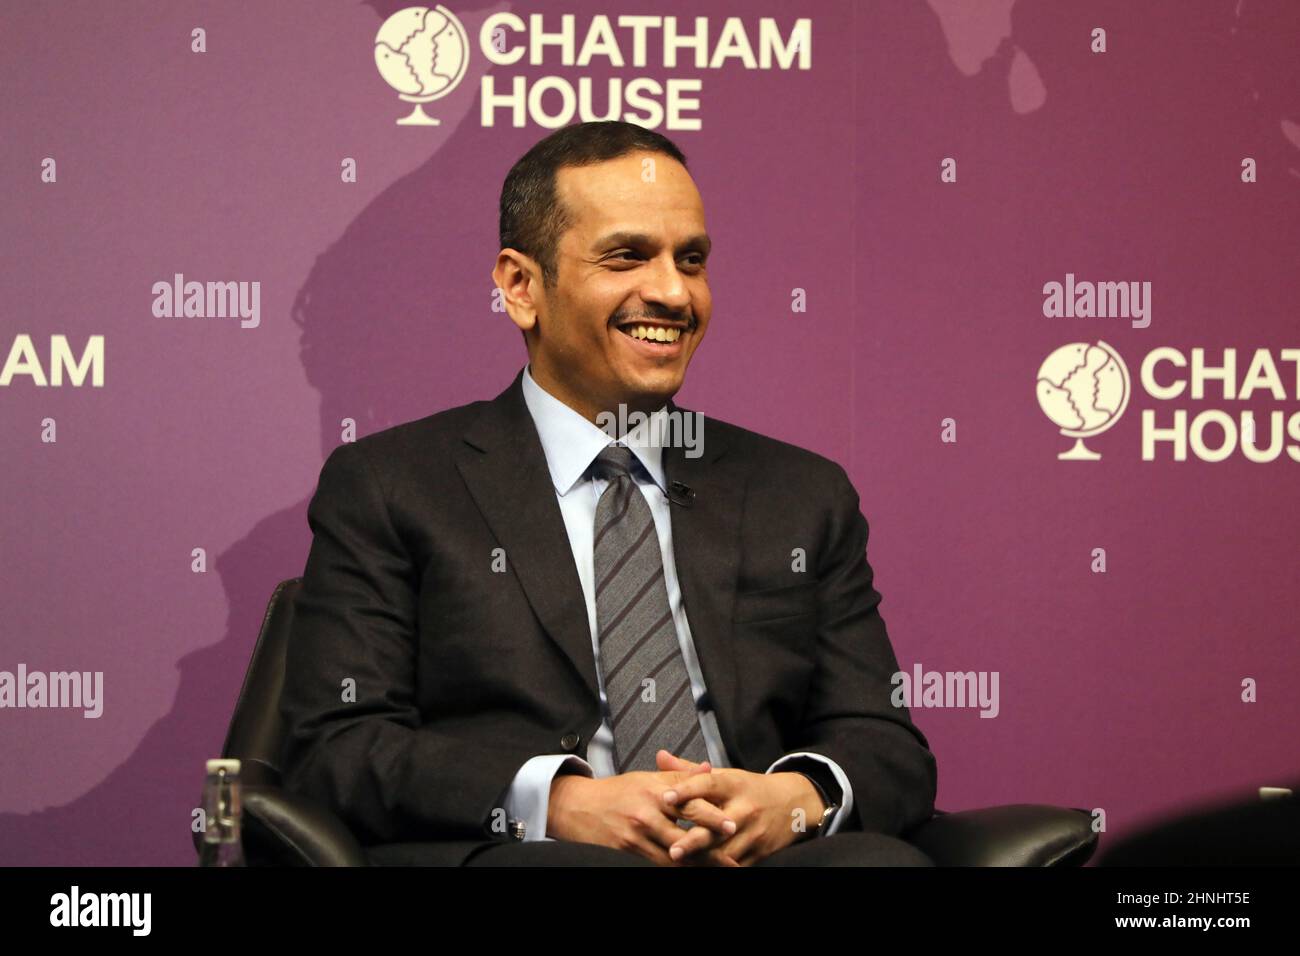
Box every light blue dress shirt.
[501,363,854,843]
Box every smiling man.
[279,120,938,867]
[498,142,710,425]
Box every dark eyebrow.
[594,231,711,258]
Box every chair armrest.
[237,784,369,867]
[906,804,1098,866]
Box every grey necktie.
[592,444,709,773]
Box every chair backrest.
[220,577,302,788]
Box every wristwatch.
[798,772,840,838]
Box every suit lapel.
[454,373,749,768]
[455,369,602,703]
[660,402,748,768]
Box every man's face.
[505,150,712,422]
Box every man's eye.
[608,251,705,268]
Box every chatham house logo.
[374,6,470,126]
[1035,341,1130,460]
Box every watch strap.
[790,768,839,837]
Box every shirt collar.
[520,363,668,497]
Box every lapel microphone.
[668,481,696,508]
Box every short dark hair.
[498,121,689,290]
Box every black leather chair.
[196,578,1098,866]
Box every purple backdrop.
[2,0,1297,865]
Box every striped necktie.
[591,444,709,773]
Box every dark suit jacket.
[279,368,938,865]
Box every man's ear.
[493,249,541,334]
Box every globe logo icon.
[374,6,469,126]
[1035,341,1130,460]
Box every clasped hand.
[547,749,825,866]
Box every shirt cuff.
[765,751,854,837]
[502,754,594,841]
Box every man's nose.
[638,254,692,312]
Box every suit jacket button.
[560,732,580,751]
